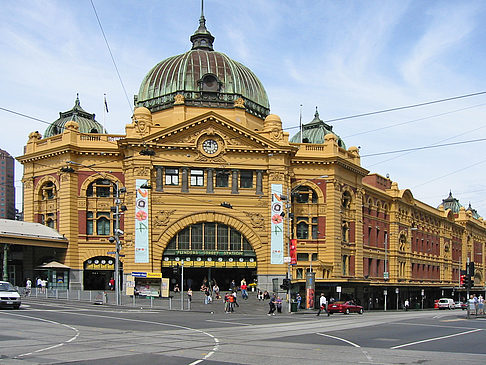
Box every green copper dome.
[136,12,270,119]
[290,108,346,148]
[44,96,106,138]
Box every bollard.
[132,295,135,307]
[169,297,172,310]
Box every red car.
[328,301,364,314]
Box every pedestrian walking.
[257,290,264,301]
[213,283,220,299]
[404,298,410,311]
[316,293,329,316]
[108,278,115,291]
[228,292,235,312]
[241,282,248,300]
[268,294,276,315]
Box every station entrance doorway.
[161,222,257,292]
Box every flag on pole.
[104,94,109,113]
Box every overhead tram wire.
[89,0,133,114]
[284,90,486,131]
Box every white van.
[0,281,21,309]
[437,298,454,309]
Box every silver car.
[0,281,21,309]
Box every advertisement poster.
[270,184,284,264]
[135,179,150,263]
[290,239,297,265]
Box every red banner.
[290,239,297,265]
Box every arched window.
[292,186,318,204]
[86,179,117,197]
[40,181,56,200]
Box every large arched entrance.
[83,256,122,290]
[161,222,257,291]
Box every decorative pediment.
[129,111,289,152]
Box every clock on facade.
[202,139,218,154]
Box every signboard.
[395,288,399,294]
[384,271,389,279]
[270,184,284,264]
[161,278,170,298]
[336,286,342,293]
[126,275,135,296]
[384,289,388,295]
[135,179,150,263]
[131,272,162,278]
[283,256,291,263]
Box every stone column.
[207,168,214,193]
[182,168,189,193]
[231,169,239,194]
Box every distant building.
[0,148,15,219]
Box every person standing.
[296,293,302,310]
[230,280,236,291]
[257,290,263,301]
[108,278,115,291]
[276,296,283,313]
[187,288,193,303]
[317,293,329,316]
[25,278,32,296]
[404,298,410,311]
[213,283,220,299]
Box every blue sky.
[2,0,486,215]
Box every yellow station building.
[17,11,486,307]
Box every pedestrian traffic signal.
[466,275,474,289]
[172,264,180,275]
[280,278,291,290]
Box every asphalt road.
[1,299,485,364]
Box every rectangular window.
[296,268,303,279]
[204,223,216,250]
[96,212,110,235]
[296,217,309,239]
[297,253,308,261]
[178,227,190,249]
[311,253,318,261]
[165,168,179,185]
[215,170,229,187]
[368,227,372,245]
[240,170,253,188]
[86,212,93,235]
[230,228,241,250]
[217,224,228,250]
[190,169,204,186]
[191,223,203,249]
[312,217,318,239]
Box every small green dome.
[440,191,462,214]
[290,108,346,148]
[136,13,270,119]
[44,96,106,138]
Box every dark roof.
[440,191,462,213]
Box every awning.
[37,261,71,269]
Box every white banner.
[270,184,284,264]
[135,179,150,263]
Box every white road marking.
[0,312,80,358]
[391,328,482,349]
[316,332,373,362]
[19,309,220,364]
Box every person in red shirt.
[241,283,248,299]
[108,278,115,291]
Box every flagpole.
[299,104,303,143]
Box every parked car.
[437,298,454,309]
[454,301,467,310]
[0,281,21,309]
[328,301,364,314]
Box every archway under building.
[161,221,257,291]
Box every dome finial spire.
[190,0,214,50]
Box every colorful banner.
[270,184,284,264]
[135,179,150,263]
[290,239,297,265]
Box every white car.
[437,298,454,309]
[0,281,21,309]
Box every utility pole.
[2,244,8,281]
[181,260,184,310]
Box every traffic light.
[466,275,474,289]
[172,264,180,275]
[280,278,291,290]
[460,274,466,287]
[467,262,475,276]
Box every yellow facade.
[16,13,486,307]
